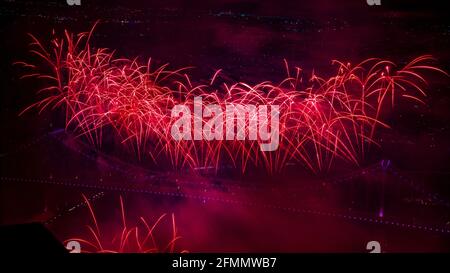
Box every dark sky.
[1,0,450,252]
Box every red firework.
[65,194,186,253]
[16,23,448,174]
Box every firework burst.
[16,24,447,174]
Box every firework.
[17,24,447,174]
[65,194,186,253]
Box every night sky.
[1,0,450,252]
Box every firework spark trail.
[16,25,448,174]
[65,194,186,253]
